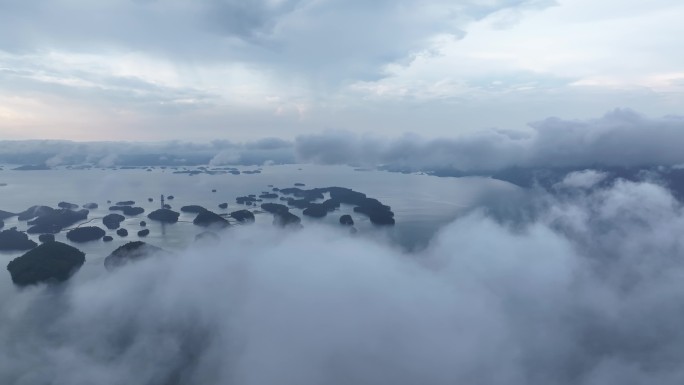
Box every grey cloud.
[295,129,527,170]
[0,0,554,85]
[555,169,608,189]
[205,0,303,39]
[295,109,684,171]
[2,178,684,383]
[1,108,682,172]
[244,137,292,150]
[528,109,684,168]
[2,108,683,171]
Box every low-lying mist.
[3,109,684,174]
[2,176,684,384]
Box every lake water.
[0,164,518,292]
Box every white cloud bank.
[555,170,608,189]
[1,108,683,172]
[296,108,684,170]
[2,178,684,384]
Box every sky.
[0,0,683,141]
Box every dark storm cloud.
[295,109,684,171]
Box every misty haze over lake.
[2,0,684,384]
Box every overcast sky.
[1,0,682,141]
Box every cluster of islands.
[8,164,265,175]
[1,184,395,287]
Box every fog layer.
[296,109,684,171]
[2,177,684,384]
[2,109,682,173]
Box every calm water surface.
[0,164,518,293]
